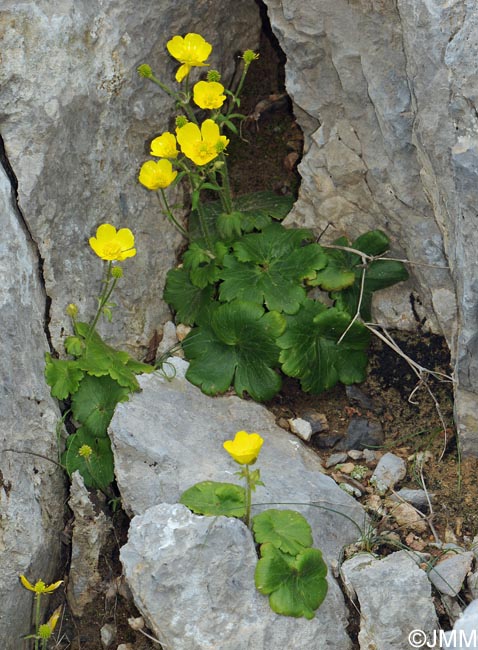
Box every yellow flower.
[19,575,64,594]
[150,132,179,159]
[167,33,212,83]
[223,431,264,465]
[89,224,136,261]
[139,159,178,190]
[193,81,226,110]
[176,119,229,166]
[38,605,62,640]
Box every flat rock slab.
[110,358,366,562]
[120,503,353,650]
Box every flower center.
[102,242,123,258]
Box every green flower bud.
[243,50,259,65]
[137,64,153,79]
[78,444,93,460]
[175,115,188,129]
[207,69,221,82]
[38,624,52,640]
[65,303,79,318]
[111,266,123,279]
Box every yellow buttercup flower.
[150,132,179,159]
[19,575,64,594]
[193,81,226,110]
[223,431,264,465]
[139,159,178,190]
[176,119,229,166]
[167,33,212,83]
[89,224,136,261]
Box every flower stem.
[244,464,252,529]
[34,593,41,650]
[218,154,233,213]
[195,198,213,252]
[158,189,188,237]
[87,262,118,343]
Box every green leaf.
[188,191,294,242]
[217,211,243,240]
[182,301,285,401]
[332,259,409,321]
[311,231,409,320]
[180,481,246,517]
[163,267,215,325]
[255,544,328,619]
[44,354,84,400]
[62,427,114,490]
[277,300,370,394]
[71,374,130,436]
[253,509,313,555]
[183,242,228,289]
[64,336,84,357]
[220,224,327,314]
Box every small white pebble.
[288,417,313,441]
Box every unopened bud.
[175,115,188,129]
[111,266,123,279]
[207,69,221,82]
[66,303,79,318]
[137,64,153,79]
[243,50,259,65]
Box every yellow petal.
[201,119,220,143]
[176,122,201,148]
[116,228,135,251]
[44,579,64,593]
[19,575,35,591]
[95,223,117,242]
[175,63,190,83]
[166,35,186,61]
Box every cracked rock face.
[0,0,261,354]
[263,0,478,453]
[0,164,65,648]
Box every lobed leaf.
[253,509,313,556]
[255,544,328,619]
[163,267,215,325]
[44,354,84,400]
[71,374,130,437]
[182,301,284,401]
[278,300,370,394]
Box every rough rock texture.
[0,0,261,353]
[340,550,438,649]
[443,599,478,650]
[66,472,112,616]
[428,551,474,597]
[121,503,353,650]
[0,163,65,647]
[111,357,367,647]
[370,452,406,494]
[109,358,366,562]
[263,0,478,452]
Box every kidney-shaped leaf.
[62,427,114,490]
[255,543,328,619]
[253,509,313,556]
[71,374,130,437]
[182,301,285,401]
[180,481,246,517]
[278,300,370,394]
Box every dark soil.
[49,11,478,650]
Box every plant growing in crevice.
[180,430,328,619]
[44,224,153,491]
[138,32,410,402]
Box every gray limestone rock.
[0,164,65,647]
[392,488,434,511]
[442,599,478,650]
[67,472,112,616]
[263,0,478,452]
[109,358,366,563]
[341,550,438,649]
[428,551,474,597]
[337,417,384,451]
[0,0,261,354]
[121,503,353,650]
[370,452,407,494]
